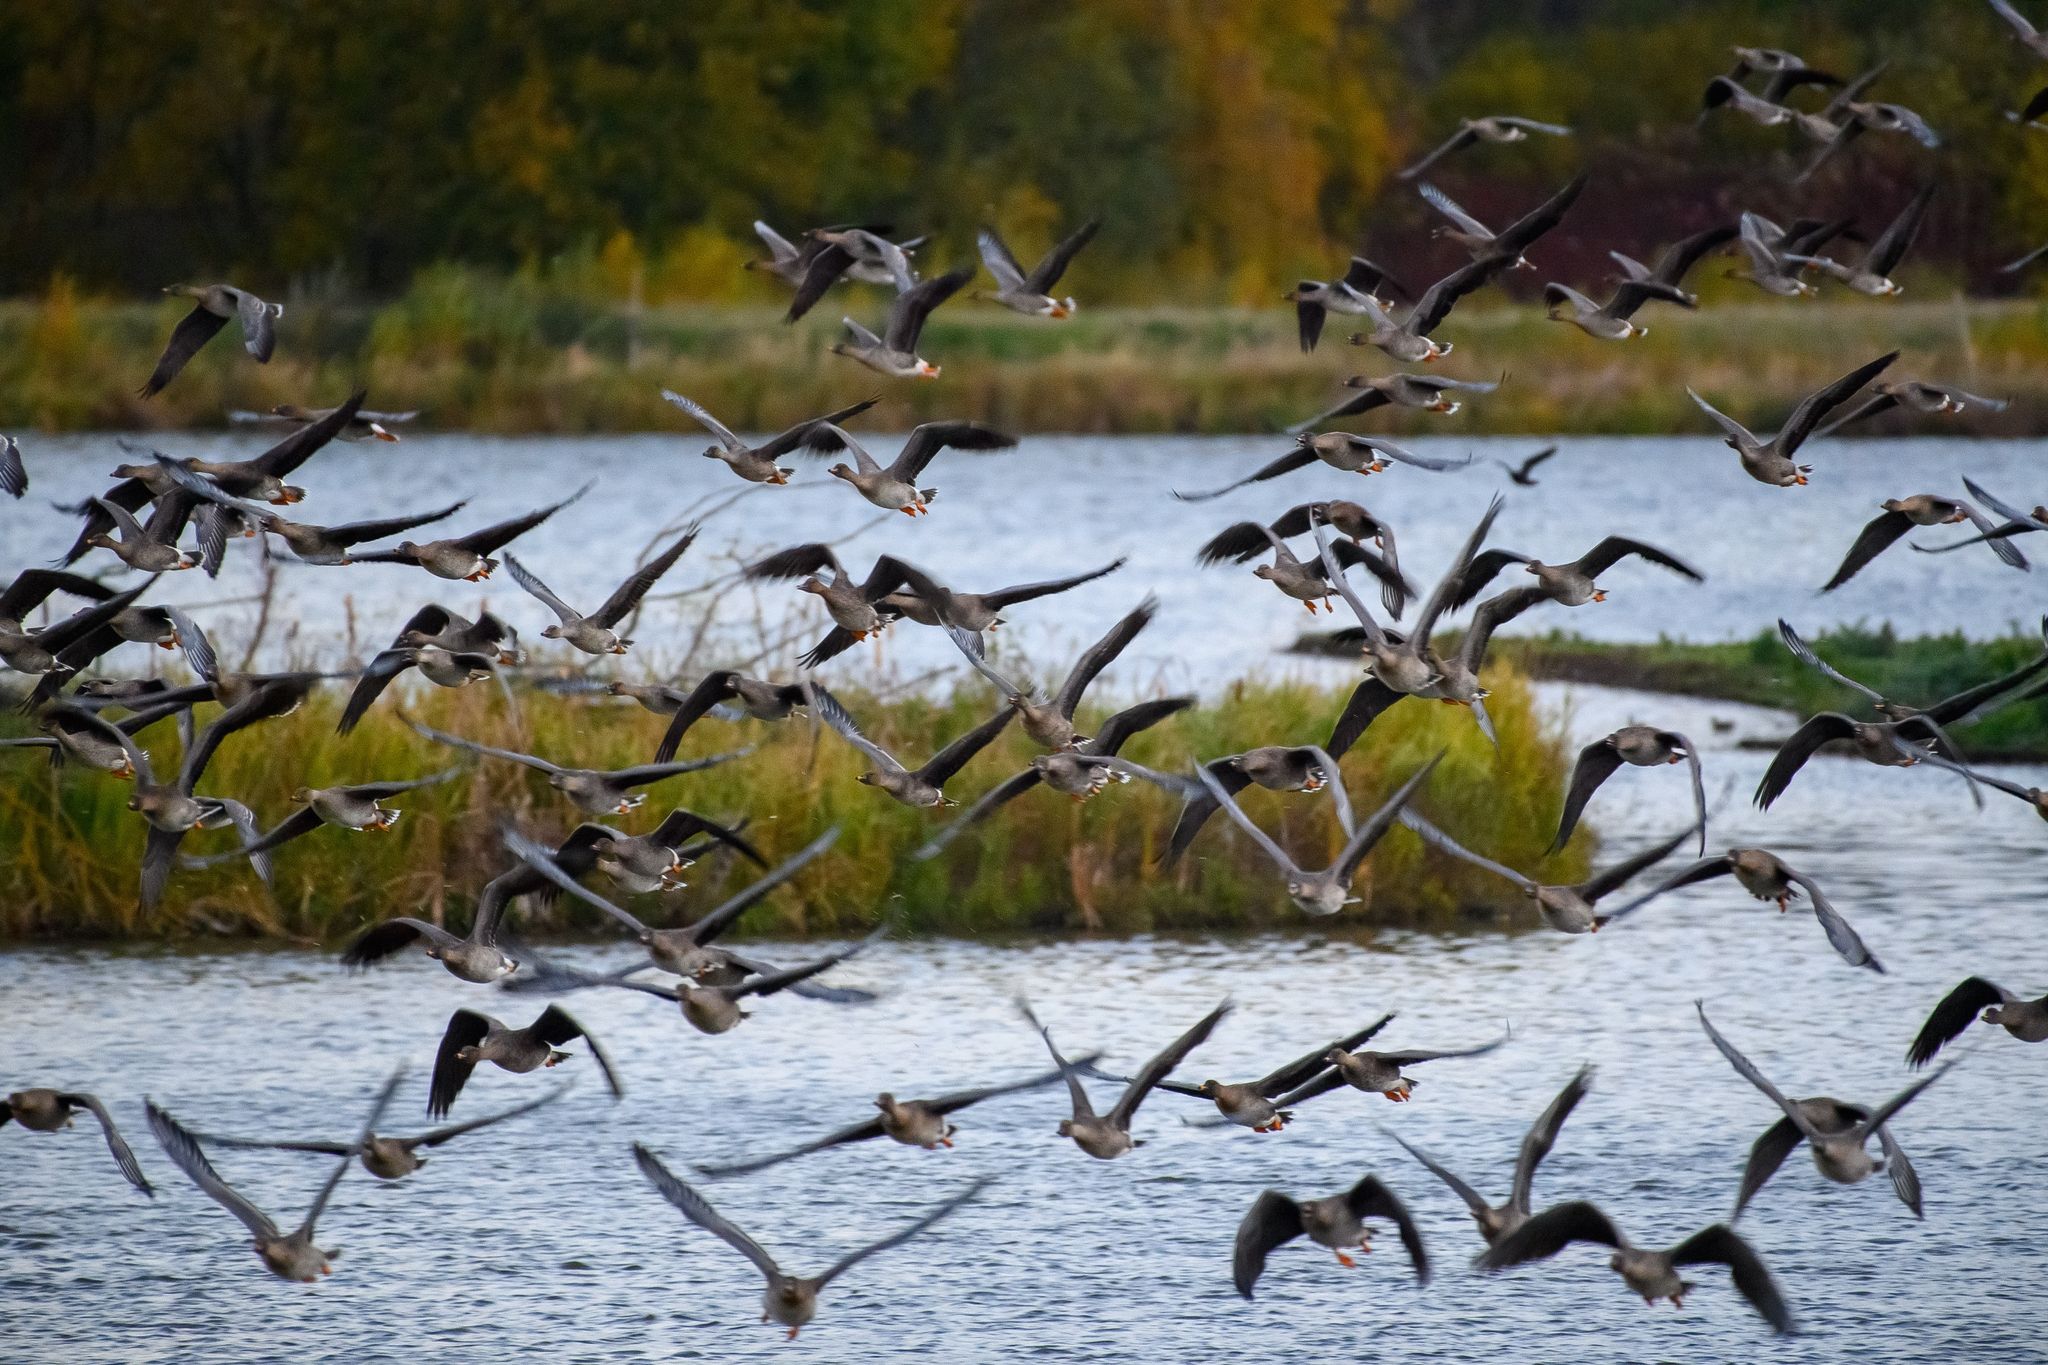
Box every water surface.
[6,688,2044,1363]
[2,433,2040,691]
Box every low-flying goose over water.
[659,390,878,486]
[813,688,1015,808]
[796,420,1017,517]
[1755,633,2048,808]
[1383,1063,1592,1246]
[1200,753,1441,916]
[975,219,1100,317]
[502,528,695,655]
[1199,502,1406,612]
[1551,725,1705,854]
[3,1088,154,1195]
[692,1063,1081,1176]
[1403,811,1699,935]
[159,458,467,568]
[1918,478,2048,565]
[139,283,281,398]
[633,1146,985,1339]
[146,1069,401,1281]
[348,482,591,581]
[1172,431,1470,502]
[948,597,1155,750]
[1232,1174,1429,1297]
[1477,1200,1793,1333]
[190,1088,565,1182]
[1397,115,1573,180]
[1448,536,1703,612]
[505,924,885,1036]
[1697,1002,1947,1216]
[1088,1012,1395,1133]
[1285,257,1407,351]
[339,871,522,983]
[1783,183,1934,296]
[1819,494,2014,590]
[1288,371,1499,433]
[430,1007,621,1117]
[405,715,749,815]
[1602,847,1884,972]
[882,554,1125,635]
[1691,350,1898,485]
[1273,1021,1509,1106]
[1019,997,1231,1160]
[1910,977,2048,1064]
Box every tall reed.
[1,285,2044,436]
[0,666,1588,942]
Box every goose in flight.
[139,283,281,398]
[658,390,878,486]
[1609,845,1884,971]
[1284,256,1408,351]
[145,1069,402,1281]
[633,1145,985,1339]
[1018,997,1232,1159]
[1383,1063,1592,1246]
[1909,976,2048,1066]
[1690,350,1898,485]
[3,1088,154,1195]
[1781,183,1934,296]
[502,528,696,655]
[796,420,1017,517]
[1696,1002,1946,1216]
[1477,1200,1793,1333]
[975,219,1100,317]
[1232,1174,1429,1298]
[1396,115,1573,180]
[1197,754,1442,917]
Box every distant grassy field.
[0,665,1588,942]
[1298,622,2048,759]
[3,273,2044,436]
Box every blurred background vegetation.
[7,0,2048,433]
[7,0,2046,303]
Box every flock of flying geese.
[7,18,2048,1345]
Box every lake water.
[1,432,2041,692]
[6,686,2045,1363]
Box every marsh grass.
[3,280,2045,435]
[0,664,1588,943]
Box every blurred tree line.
[4,0,2043,304]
